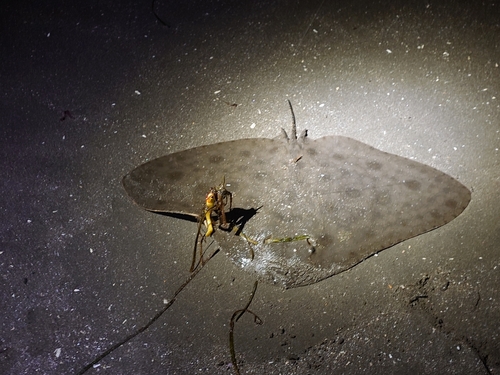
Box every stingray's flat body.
[123,112,471,288]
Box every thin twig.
[229,281,262,375]
[151,0,171,27]
[76,248,219,374]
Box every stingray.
[122,102,471,288]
